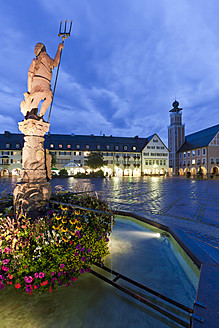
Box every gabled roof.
[177,124,219,153]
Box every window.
[15,143,21,149]
[202,158,206,164]
[187,151,190,158]
[188,160,190,165]
[197,159,200,164]
[50,143,54,148]
[197,149,200,156]
[202,148,206,155]
[210,157,214,164]
[76,144,80,149]
[179,153,182,159]
[156,146,160,149]
[115,145,119,150]
[192,150,195,157]
[67,144,71,149]
[161,146,164,149]
[59,144,63,149]
[106,145,110,150]
[147,146,151,149]
[151,146,155,149]
[163,160,166,165]
[156,160,159,165]
[149,160,152,165]
[96,145,100,150]
[132,146,136,151]
[183,160,186,165]
[216,158,219,164]
[86,144,90,149]
[192,159,195,165]
[123,146,127,151]
[145,160,148,165]
[179,161,182,167]
[183,152,186,158]
[144,152,149,156]
[160,160,162,165]
[5,143,10,149]
[153,139,158,142]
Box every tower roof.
[169,100,183,113]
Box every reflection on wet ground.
[1,176,218,258]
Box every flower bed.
[0,193,114,295]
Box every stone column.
[13,119,52,218]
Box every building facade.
[168,101,219,176]
[0,131,169,177]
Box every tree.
[85,152,107,170]
[50,152,57,168]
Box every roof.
[177,124,219,153]
[0,131,156,152]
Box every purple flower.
[26,285,32,293]
[58,272,61,277]
[3,259,9,264]
[76,245,81,250]
[25,276,33,284]
[66,283,71,287]
[0,283,4,289]
[2,266,9,272]
[86,268,91,273]
[52,278,57,283]
[105,237,109,242]
[60,264,65,269]
[72,268,76,272]
[81,257,86,262]
[34,273,39,278]
[49,210,53,215]
[75,252,79,256]
[79,268,84,274]
[39,272,45,279]
[51,272,55,276]
[0,275,3,280]
[87,248,91,253]
[81,247,85,252]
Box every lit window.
[67,144,71,149]
[86,144,90,149]
[59,144,63,149]
[76,144,80,149]
[132,146,136,151]
[192,159,195,164]
[50,143,54,148]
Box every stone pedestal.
[13,119,52,218]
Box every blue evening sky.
[0,0,219,146]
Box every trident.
[47,20,72,123]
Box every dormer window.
[115,145,119,150]
[76,144,80,149]
[132,146,136,151]
[50,143,54,149]
[123,146,127,151]
[15,143,21,149]
[67,144,71,149]
[96,145,100,150]
[59,144,63,149]
[106,145,110,150]
[5,143,11,149]
[86,144,90,149]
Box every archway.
[160,168,167,175]
[115,167,123,177]
[184,167,189,174]
[200,166,207,175]
[12,168,21,176]
[133,168,141,177]
[211,166,219,175]
[190,168,196,175]
[179,168,184,176]
[1,169,9,177]
[124,169,132,176]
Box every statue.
[20,42,64,119]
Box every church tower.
[168,100,185,175]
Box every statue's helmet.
[34,42,46,56]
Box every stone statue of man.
[20,42,64,119]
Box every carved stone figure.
[20,42,64,119]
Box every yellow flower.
[76,223,82,230]
[62,218,67,224]
[55,216,62,221]
[62,237,68,242]
[61,206,68,211]
[61,227,68,232]
[75,209,80,215]
[52,225,61,230]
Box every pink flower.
[60,264,65,269]
[4,247,10,253]
[3,259,10,264]
[39,272,45,279]
[51,272,55,276]
[26,284,32,293]
[2,266,9,272]
[25,276,33,284]
[34,273,38,278]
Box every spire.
[169,100,183,112]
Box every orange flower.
[8,274,13,280]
